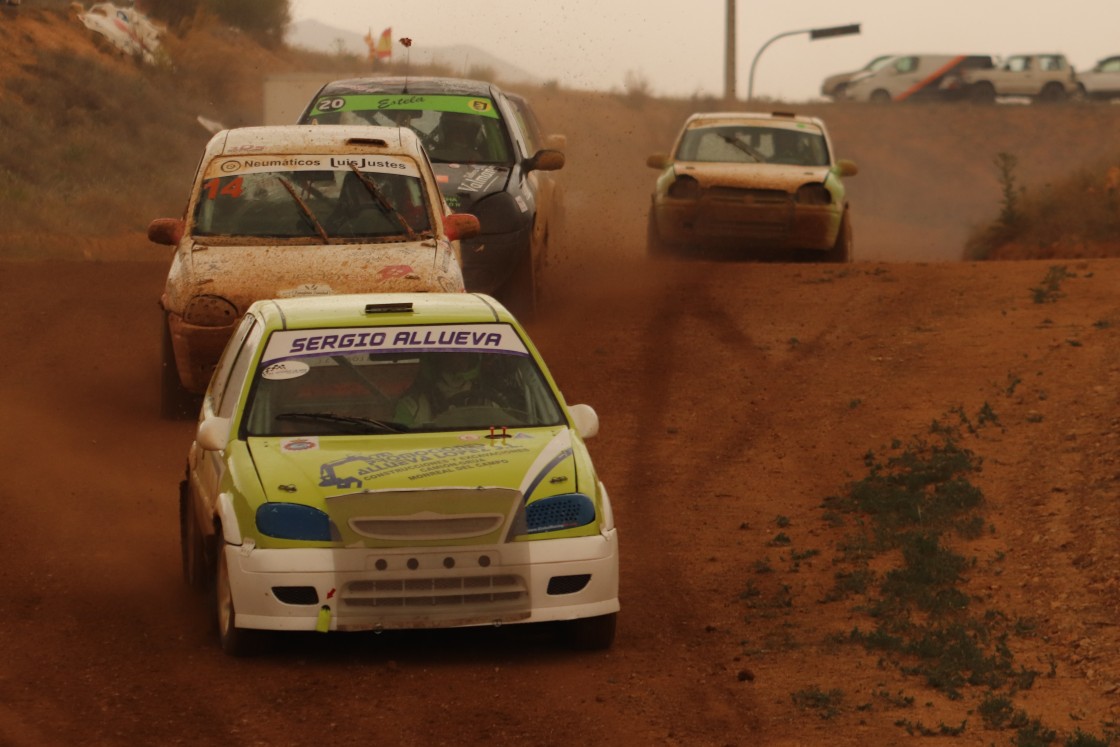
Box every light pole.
[747,23,860,101]
[724,0,736,100]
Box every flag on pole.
[363,28,376,63]
[375,27,392,60]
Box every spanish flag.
[375,27,392,61]
[363,28,375,62]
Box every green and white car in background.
[182,293,618,654]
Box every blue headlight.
[257,503,334,541]
[525,493,596,534]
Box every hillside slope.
[2,7,1119,264]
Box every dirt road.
[2,252,1119,746]
[3,11,1120,739]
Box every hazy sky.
[289,0,1118,101]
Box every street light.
[747,23,860,101]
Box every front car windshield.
[675,124,830,167]
[304,93,513,165]
[192,154,432,240]
[243,323,565,436]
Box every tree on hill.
[142,0,290,46]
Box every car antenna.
[400,37,413,93]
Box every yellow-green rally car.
[181,293,618,654]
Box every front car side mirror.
[443,213,481,241]
[834,159,859,178]
[646,153,671,170]
[196,415,231,452]
[148,218,184,246]
[524,149,565,173]
[568,403,599,440]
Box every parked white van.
[842,54,995,102]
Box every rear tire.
[1036,82,1067,103]
[180,475,210,591]
[969,81,996,104]
[160,318,199,420]
[869,89,892,104]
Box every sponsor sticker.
[263,360,310,380]
[206,155,420,179]
[262,323,530,364]
[281,437,319,452]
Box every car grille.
[341,574,528,611]
[706,187,791,204]
[349,514,505,541]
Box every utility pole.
[724,0,736,101]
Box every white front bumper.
[224,530,619,632]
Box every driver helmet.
[433,352,481,395]
[440,113,483,147]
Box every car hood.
[674,162,832,191]
[171,238,463,312]
[246,427,585,547]
[432,164,511,212]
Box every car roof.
[210,125,421,157]
[315,76,499,98]
[683,111,827,129]
[250,293,515,330]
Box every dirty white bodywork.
[647,112,856,261]
[76,2,164,64]
[156,125,466,394]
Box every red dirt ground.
[2,8,1120,747]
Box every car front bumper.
[654,198,840,252]
[223,529,620,632]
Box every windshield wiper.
[719,133,765,163]
[348,165,418,241]
[275,412,406,433]
[276,176,330,243]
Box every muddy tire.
[180,475,211,592]
[823,211,853,263]
[646,211,675,258]
[160,317,199,420]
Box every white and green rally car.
[181,293,618,654]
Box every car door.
[189,314,261,539]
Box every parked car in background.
[646,111,857,262]
[819,54,895,100]
[148,125,477,417]
[952,53,1079,103]
[181,292,619,655]
[297,77,565,320]
[1077,55,1120,100]
[842,54,995,102]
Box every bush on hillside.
[144,0,290,46]
[966,157,1120,260]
